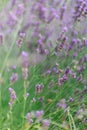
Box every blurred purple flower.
[21,51,29,68]
[57,99,67,109]
[36,110,44,119]
[42,119,50,127]
[8,87,16,109]
[10,73,18,84]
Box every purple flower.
[68,97,73,102]
[21,51,29,68]
[7,12,18,27]
[36,110,44,119]
[60,3,66,20]
[22,68,28,80]
[11,65,16,70]
[52,67,59,74]
[56,99,67,109]
[42,119,50,127]
[35,83,44,94]
[8,87,16,109]
[10,73,18,84]
[72,38,77,45]
[73,0,87,21]
[26,112,31,120]
[22,51,28,58]
[47,69,51,74]
[16,33,25,48]
[78,65,85,73]
[15,4,24,16]
[26,113,33,124]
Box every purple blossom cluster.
[10,72,18,84]
[26,110,50,128]
[73,0,87,21]
[8,87,16,109]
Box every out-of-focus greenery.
[0,0,9,10]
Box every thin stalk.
[67,107,77,130]
[22,79,27,127]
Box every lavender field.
[0,0,87,130]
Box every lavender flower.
[77,65,85,73]
[8,87,16,109]
[26,112,31,120]
[21,51,29,68]
[10,73,18,84]
[15,4,24,17]
[26,112,33,124]
[16,32,25,48]
[58,75,68,85]
[47,69,51,74]
[21,51,29,79]
[73,0,87,21]
[35,83,44,94]
[42,119,50,128]
[60,3,66,20]
[35,110,44,121]
[7,12,18,27]
[68,97,74,102]
[56,99,67,109]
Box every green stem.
[22,79,27,127]
[67,107,76,130]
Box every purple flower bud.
[35,84,44,94]
[68,97,73,102]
